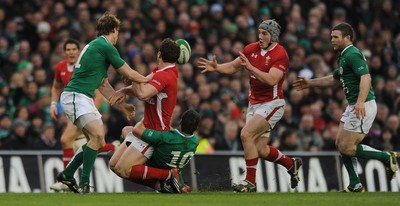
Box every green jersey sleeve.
[141,129,163,145]
[346,53,369,77]
[102,44,125,69]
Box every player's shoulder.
[55,60,68,70]
[90,37,112,49]
[191,134,200,145]
[243,42,260,53]
[56,59,68,66]
[272,44,289,59]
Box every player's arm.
[135,126,163,146]
[50,80,63,120]
[97,78,116,101]
[349,53,371,118]
[98,78,136,120]
[293,75,340,90]
[131,119,146,138]
[238,51,283,86]
[93,89,105,109]
[130,82,158,101]
[198,54,242,74]
[117,63,150,83]
[358,74,371,103]
[111,82,158,103]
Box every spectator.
[32,123,61,150]
[279,129,300,151]
[214,120,242,151]
[297,114,324,151]
[3,119,32,150]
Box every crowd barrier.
[0,151,399,192]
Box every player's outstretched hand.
[109,90,126,106]
[198,54,218,73]
[293,77,310,91]
[120,103,136,121]
[50,104,58,120]
[121,76,132,86]
[239,52,252,71]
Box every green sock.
[63,144,86,179]
[80,145,98,185]
[355,144,390,162]
[342,155,360,188]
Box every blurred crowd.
[0,0,399,153]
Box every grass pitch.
[1,192,399,206]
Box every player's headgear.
[258,19,281,42]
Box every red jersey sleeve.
[242,42,258,57]
[271,48,289,73]
[148,71,168,92]
[54,62,62,82]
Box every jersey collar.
[174,129,194,138]
[261,43,278,56]
[156,65,175,72]
[340,44,353,55]
[100,35,109,43]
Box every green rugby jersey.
[142,129,199,170]
[333,45,375,105]
[64,36,125,98]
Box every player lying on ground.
[109,109,201,193]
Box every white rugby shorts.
[246,99,285,129]
[341,100,377,134]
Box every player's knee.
[337,143,354,156]
[60,133,74,148]
[87,131,105,148]
[122,126,134,138]
[240,128,254,142]
[113,163,129,178]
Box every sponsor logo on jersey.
[279,65,286,70]
[265,56,271,66]
[60,72,66,76]
[357,66,365,71]
[339,67,343,75]
[251,53,258,58]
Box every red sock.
[245,157,258,184]
[129,165,171,180]
[98,143,115,154]
[265,146,293,170]
[62,148,74,168]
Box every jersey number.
[75,44,90,69]
[167,151,194,169]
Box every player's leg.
[59,91,104,193]
[112,143,149,178]
[79,117,105,188]
[109,126,135,170]
[254,101,302,189]
[50,122,82,192]
[338,101,397,191]
[233,112,268,192]
[61,122,83,168]
[336,122,365,191]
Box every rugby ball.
[176,39,191,65]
